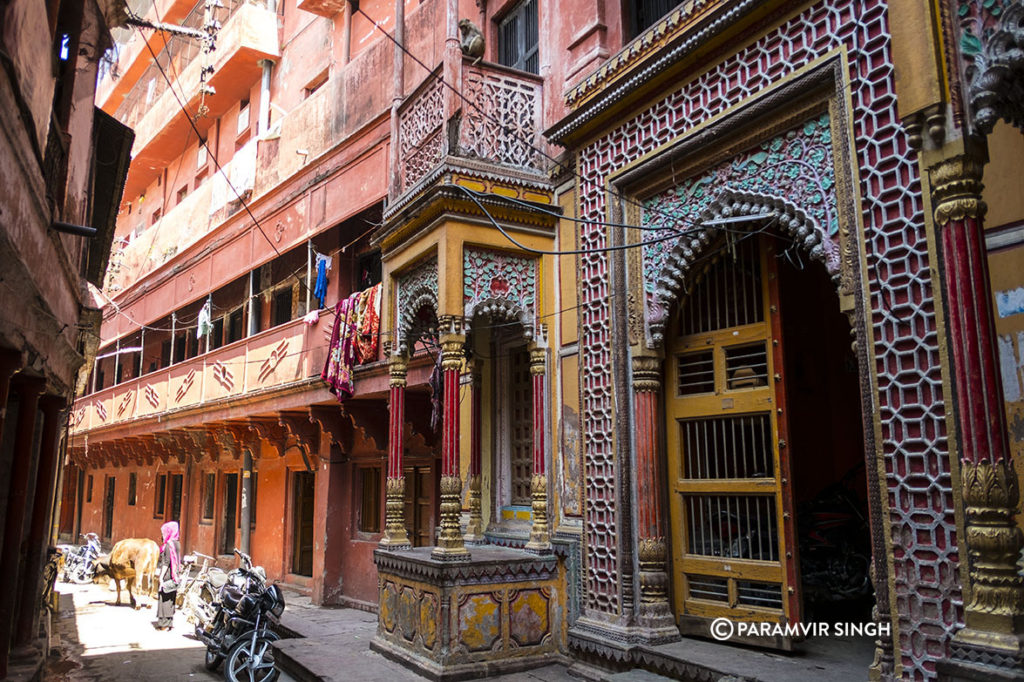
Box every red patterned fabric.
[321,283,382,402]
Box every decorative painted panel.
[574,1,957,677]
[642,114,838,298]
[395,256,439,354]
[463,247,537,335]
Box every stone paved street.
[43,581,582,682]
[44,581,219,681]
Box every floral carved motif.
[463,248,537,336]
[958,1,1024,132]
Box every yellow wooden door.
[666,236,800,645]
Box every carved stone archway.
[645,189,835,347]
[394,255,439,355]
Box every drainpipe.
[239,450,253,554]
[389,0,405,199]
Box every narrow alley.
[45,582,219,681]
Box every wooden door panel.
[666,237,799,644]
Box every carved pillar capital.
[929,150,987,227]
[529,347,546,376]
[632,354,662,393]
[388,355,408,387]
[440,336,465,372]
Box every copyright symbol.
[710,617,734,641]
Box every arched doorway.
[664,231,872,647]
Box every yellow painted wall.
[987,244,1024,533]
[983,122,1024,230]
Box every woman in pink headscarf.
[155,520,181,630]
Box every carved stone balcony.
[390,59,545,212]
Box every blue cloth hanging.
[314,255,329,309]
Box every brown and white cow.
[95,538,160,609]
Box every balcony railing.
[70,316,324,434]
[114,0,247,131]
[395,59,544,198]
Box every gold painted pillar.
[433,316,469,560]
[928,145,1024,673]
[525,345,551,553]
[381,354,411,548]
[464,357,485,544]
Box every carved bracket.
[247,418,287,458]
[278,412,322,460]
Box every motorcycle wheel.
[224,632,280,682]
[71,566,93,585]
[204,646,223,671]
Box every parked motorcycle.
[195,549,284,682]
[178,552,227,629]
[58,532,102,584]
[798,475,872,606]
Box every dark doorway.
[221,473,238,555]
[102,476,115,541]
[402,465,435,547]
[777,246,872,625]
[291,471,315,576]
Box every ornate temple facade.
[63,0,1024,680]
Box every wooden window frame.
[154,473,166,519]
[201,472,216,522]
[497,0,539,74]
[356,466,382,535]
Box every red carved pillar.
[433,319,468,560]
[464,358,484,543]
[14,395,65,651]
[381,355,410,548]
[0,376,45,677]
[928,148,1024,666]
[632,355,677,637]
[526,346,551,553]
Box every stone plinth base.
[372,546,563,680]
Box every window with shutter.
[498,0,539,75]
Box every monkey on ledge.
[458,19,484,63]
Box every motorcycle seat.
[207,570,228,589]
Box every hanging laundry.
[320,282,380,402]
[302,309,320,326]
[354,283,381,363]
[321,295,358,401]
[313,252,332,309]
[197,298,213,340]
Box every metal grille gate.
[666,236,799,643]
